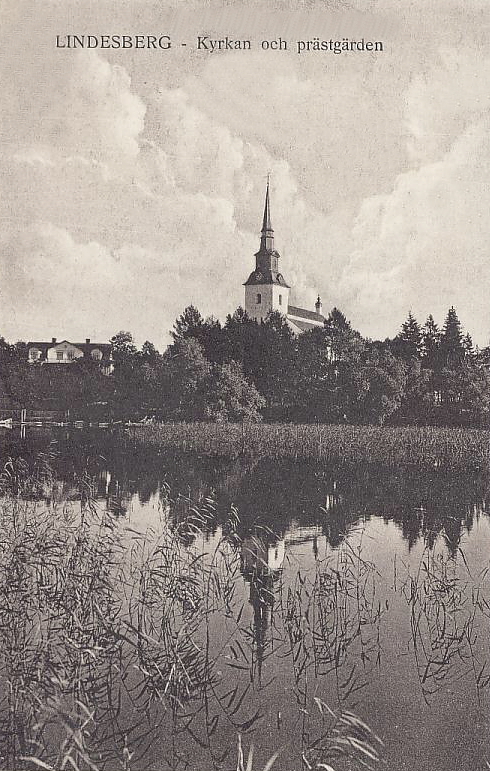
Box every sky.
[1,0,489,348]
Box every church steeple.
[252,179,286,277]
[243,178,290,323]
[260,178,274,253]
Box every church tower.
[244,180,290,322]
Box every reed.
[125,422,490,470]
[0,459,384,771]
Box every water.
[0,428,489,771]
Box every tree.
[204,361,265,422]
[422,315,441,368]
[393,312,422,360]
[350,350,407,425]
[437,361,490,426]
[463,333,474,359]
[221,308,262,384]
[292,322,365,422]
[324,307,351,335]
[110,331,138,367]
[160,337,211,420]
[171,305,205,342]
[255,311,296,411]
[440,307,465,367]
[139,341,161,365]
[398,359,436,424]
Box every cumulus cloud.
[1,2,490,349]
[340,116,490,340]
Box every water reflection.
[1,428,488,555]
[0,429,489,771]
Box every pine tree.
[422,314,441,367]
[324,307,351,334]
[440,306,465,366]
[171,305,204,341]
[394,312,422,360]
[463,333,474,359]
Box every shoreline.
[124,422,490,471]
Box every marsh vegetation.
[0,434,489,770]
[126,422,490,471]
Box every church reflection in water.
[1,428,489,560]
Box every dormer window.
[257,293,262,304]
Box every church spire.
[260,176,274,253]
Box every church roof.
[262,179,273,234]
[287,318,322,332]
[287,305,325,323]
[244,268,290,287]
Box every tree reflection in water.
[0,431,489,770]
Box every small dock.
[0,409,114,431]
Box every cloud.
[405,48,490,164]
[2,6,490,349]
[340,117,490,341]
[2,49,146,169]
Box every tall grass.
[125,423,490,470]
[0,457,384,771]
[2,453,489,770]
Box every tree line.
[1,305,489,425]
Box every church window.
[279,294,282,305]
[257,293,261,304]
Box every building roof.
[27,340,112,355]
[244,268,290,287]
[287,318,322,333]
[287,305,325,323]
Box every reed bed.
[0,458,384,771]
[126,423,490,470]
[1,454,489,770]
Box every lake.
[0,427,489,771]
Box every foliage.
[128,422,490,471]
[422,314,441,368]
[392,312,422,361]
[204,361,265,423]
[440,306,465,367]
[1,303,488,427]
[0,457,386,771]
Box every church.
[244,182,325,334]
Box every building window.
[67,350,75,360]
[56,351,64,361]
[279,294,282,305]
[91,349,102,360]
[257,293,261,304]
[29,348,41,361]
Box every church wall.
[245,283,290,322]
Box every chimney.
[315,296,322,315]
[86,338,90,344]
[51,337,57,344]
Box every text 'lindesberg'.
[55,35,384,54]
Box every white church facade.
[244,182,325,334]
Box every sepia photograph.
[1,0,490,769]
